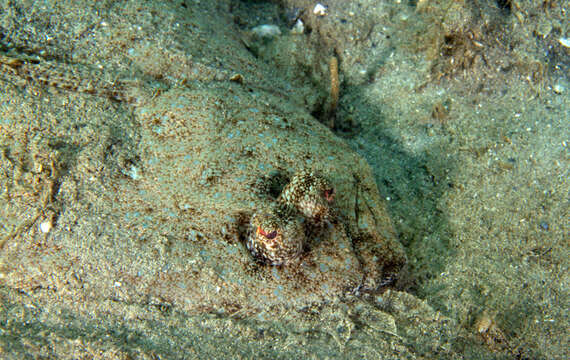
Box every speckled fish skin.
[248,169,334,265]
[247,204,305,265]
[278,169,334,223]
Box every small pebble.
[290,19,304,35]
[313,3,327,16]
[251,24,281,39]
[552,82,565,94]
[39,220,53,233]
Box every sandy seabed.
[0,1,567,359]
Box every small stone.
[251,24,281,39]
[290,19,304,35]
[313,3,327,17]
[40,220,53,233]
[552,82,565,94]
[229,73,244,84]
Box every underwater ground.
[0,1,568,359]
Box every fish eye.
[324,188,335,202]
[257,226,278,239]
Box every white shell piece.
[252,24,282,38]
[40,220,53,233]
[313,3,327,16]
[559,37,570,48]
[291,19,304,35]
